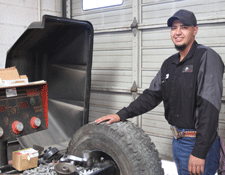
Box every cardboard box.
[0,67,28,87]
[12,148,38,171]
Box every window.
[83,0,123,10]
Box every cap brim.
[167,17,179,27]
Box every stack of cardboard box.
[0,67,28,87]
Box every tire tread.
[67,121,164,175]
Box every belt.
[170,126,197,139]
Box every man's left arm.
[190,49,224,173]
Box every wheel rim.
[86,149,120,175]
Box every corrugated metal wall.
[72,0,225,160]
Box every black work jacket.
[117,41,224,159]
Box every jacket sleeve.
[192,48,224,159]
[117,69,163,121]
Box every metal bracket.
[131,81,138,100]
[130,17,138,36]
[60,155,84,162]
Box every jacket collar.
[172,40,198,65]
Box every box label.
[6,88,17,98]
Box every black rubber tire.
[67,121,164,175]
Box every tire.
[67,121,164,175]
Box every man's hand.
[95,114,121,124]
[188,154,205,175]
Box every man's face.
[171,20,198,51]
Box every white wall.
[0,0,62,68]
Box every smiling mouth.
[175,37,183,42]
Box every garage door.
[71,0,225,160]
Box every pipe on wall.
[62,0,67,18]
[37,0,41,21]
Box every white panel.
[92,53,132,69]
[141,0,225,27]
[72,0,132,30]
[94,32,133,50]
[142,28,172,48]
[83,0,124,10]
[25,0,38,8]
[196,25,225,48]
[92,32,133,89]
[40,0,62,17]
[220,103,225,121]
[0,45,10,68]
[0,4,8,24]
[41,0,58,11]
[0,24,26,46]
[142,49,175,70]
[131,105,173,159]
[41,10,61,17]
[89,92,134,122]
[0,0,25,6]
[0,3,37,26]
[72,0,132,15]
[91,70,132,88]
[73,9,132,29]
[142,0,178,3]
[150,135,173,160]
[141,70,157,88]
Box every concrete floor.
[161,160,218,175]
[161,160,178,175]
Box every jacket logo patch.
[182,65,193,73]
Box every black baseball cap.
[167,9,197,27]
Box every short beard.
[175,44,186,51]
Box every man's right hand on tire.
[95,114,121,124]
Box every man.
[95,9,224,175]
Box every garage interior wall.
[0,0,62,69]
[72,0,225,160]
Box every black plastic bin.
[5,15,94,148]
